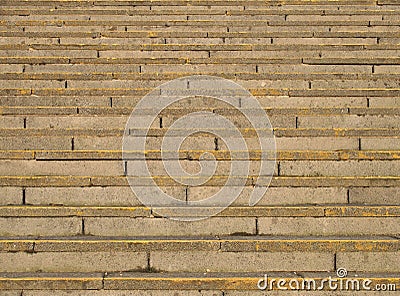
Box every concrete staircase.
[0,0,399,294]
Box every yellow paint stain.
[358,151,372,160]
[361,212,376,217]
[269,89,282,96]
[0,278,99,281]
[355,242,374,252]
[19,89,30,95]
[313,151,331,159]
[333,128,345,137]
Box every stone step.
[0,128,399,137]
[0,206,399,218]
[2,57,400,66]
[0,0,379,6]
[0,175,398,187]
[3,88,400,97]
[0,15,391,22]
[5,186,397,206]
[0,73,399,85]
[3,31,400,39]
[3,79,400,91]
[0,237,399,273]
[0,272,398,291]
[0,210,399,236]
[0,160,399,177]
[2,8,400,16]
[2,106,398,116]
[1,114,399,129]
[1,105,400,117]
[3,20,394,27]
[2,44,392,51]
[2,186,395,206]
[0,0,398,292]
[5,26,400,34]
[1,236,399,252]
[6,31,382,38]
[0,185,400,208]
[0,150,397,161]
[0,95,376,108]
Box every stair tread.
[1,235,399,253]
[0,205,399,217]
[0,271,398,291]
[0,0,399,290]
[1,150,399,161]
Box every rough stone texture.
[189,187,347,205]
[280,160,400,177]
[32,238,220,252]
[349,187,400,205]
[276,137,359,151]
[0,252,148,272]
[0,0,400,292]
[0,292,21,296]
[26,116,129,129]
[297,115,400,128]
[0,136,72,150]
[26,187,141,206]
[0,116,24,128]
[0,273,103,290]
[258,64,373,74]
[258,217,400,236]
[361,137,400,150]
[150,251,333,272]
[102,272,399,290]
[85,217,256,236]
[0,218,81,236]
[337,252,400,273]
[0,187,22,205]
[0,160,124,176]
